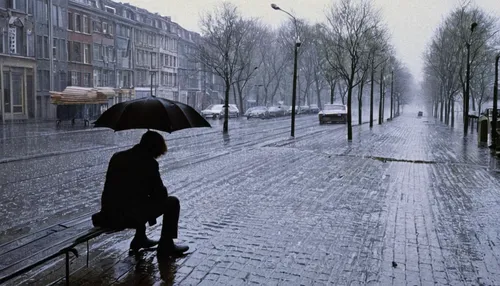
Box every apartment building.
[0,0,37,122]
[1,0,207,121]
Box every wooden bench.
[0,227,122,285]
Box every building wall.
[0,0,37,121]
[2,0,203,121]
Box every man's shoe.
[129,237,159,252]
[157,243,189,257]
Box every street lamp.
[271,3,301,137]
[492,51,500,150]
[464,22,478,136]
[390,68,394,120]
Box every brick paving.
[2,112,500,285]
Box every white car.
[318,104,347,124]
[201,104,239,119]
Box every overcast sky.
[128,0,500,82]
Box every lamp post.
[464,22,478,136]
[271,3,301,137]
[390,69,394,120]
[492,52,500,150]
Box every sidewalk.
[6,113,500,285]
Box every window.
[102,22,108,34]
[83,16,89,34]
[93,21,101,33]
[28,0,33,14]
[70,71,80,86]
[67,40,70,61]
[108,24,113,35]
[83,44,90,64]
[125,10,134,20]
[52,5,58,26]
[93,44,99,61]
[60,72,66,90]
[53,38,57,58]
[105,6,115,14]
[58,6,63,27]
[73,42,81,62]
[52,72,59,91]
[59,39,65,60]
[40,70,50,91]
[43,36,49,58]
[37,70,42,91]
[75,14,82,32]
[43,0,48,20]
[173,57,176,67]
[36,35,42,58]
[68,12,73,30]
[83,73,91,87]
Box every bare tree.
[322,0,383,140]
[422,3,499,131]
[197,2,250,134]
[256,27,288,107]
[232,20,263,112]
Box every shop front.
[0,58,36,122]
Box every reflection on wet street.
[2,111,500,285]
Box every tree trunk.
[451,96,455,127]
[358,80,364,125]
[330,80,336,104]
[445,97,451,125]
[379,68,383,125]
[316,83,322,109]
[238,85,244,115]
[347,64,355,140]
[232,84,238,109]
[370,66,374,128]
[256,86,260,105]
[434,99,438,118]
[223,80,231,134]
[440,97,444,122]
[338,83,346,105]
[382,89,385,123]
[470,89,476,112]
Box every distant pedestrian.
[91,130,189,257]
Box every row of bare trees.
[197,0,415,138]
[422,3,500,133]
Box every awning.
[96,87,116,98]
[50,86,109,105]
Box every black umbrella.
[93,96,211,133]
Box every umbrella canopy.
[93,96,211,133]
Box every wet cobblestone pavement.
[1,108,500,285]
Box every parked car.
[287,106,300,115]
[229,104,240,117]
[299,105,311,114]
[318,104,348,124]
[201,104,239,119]
[245,106,269,119]
[309,104,320,113]
[268,106,286,117]
[417,111,423,117]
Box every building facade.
[1,0,206,121]
[0,0,37,122]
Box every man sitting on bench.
[92,131,189,257]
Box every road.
[1,109,500,285]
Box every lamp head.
[271,3,280,10]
